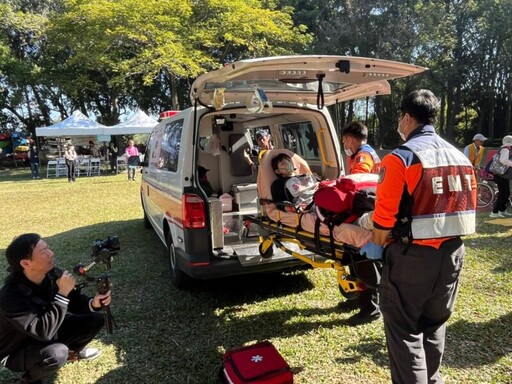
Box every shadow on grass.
[1,218,322,384]
[445,312,512,368]
[468,216,512,273]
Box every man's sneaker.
[490,212,506,218]
[68,347,101,362]
[499,211,512,217]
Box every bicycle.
[476,171,512,212]
[477,179,497,208]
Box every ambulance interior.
[196,106,343,246]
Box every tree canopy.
[1,0,511,147]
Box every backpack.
[313,175,377,226]
[484,147,511,177]
[312,174,377,257]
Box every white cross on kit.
[251,354,263,363]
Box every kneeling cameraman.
[0,233,111,383]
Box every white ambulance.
[140,55,425,287]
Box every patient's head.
[271,154,295,177]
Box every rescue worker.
[360,89,476,383]
[245,129,274,173]
[339,121,382,325]
[342,121,381,174]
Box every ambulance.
[140,55,426,287]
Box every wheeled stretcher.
[242,149,380,298]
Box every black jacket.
[0,271,93,361]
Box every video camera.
[73,236,120,276]
[72,236,120,334]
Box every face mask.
[344,147,353,157]
[278,162,295,174]
[397,117,406,141]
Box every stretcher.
[242,149,380,298]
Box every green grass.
[0,167,511,383]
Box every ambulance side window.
[161,119,184,172]
[279,122,320,161]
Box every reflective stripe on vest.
[359,144,381,173]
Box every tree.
[43,0,312,123]
[0,3,54,134]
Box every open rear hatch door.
[191,55,427,109]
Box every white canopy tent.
[103,109,158,135]
[35,110,107,137]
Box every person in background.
[125,139,139,181]
[64,143,77,182]
[365,89,476,383]
[0,233,111,384]
[88,141,100,158]
[463,133,487,179]
[198,165,214,197]
[339,121,381,325]
[108,141,118,173]
[489,135,512,218]
[245,129,274,172]
[29,144,40,179]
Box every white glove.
[357,211,374,230]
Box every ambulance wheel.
[338,284,361,300]
[167,233,188,288]
[259,242,274,258]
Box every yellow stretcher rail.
[243,214,374,298]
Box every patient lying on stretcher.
[270,153,318,212]
[257,149,374,249]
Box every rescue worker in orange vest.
[360,90,476,383]
[463,133,487,179]
[338,121,382,325]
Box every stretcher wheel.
[338,284,360,300]
[259,241,274,258]
[337,271,362,300]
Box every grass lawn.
[0,167,511,384]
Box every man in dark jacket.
[0,234,111,383]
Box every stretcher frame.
[242,209,380,299]
[247,148,380,298]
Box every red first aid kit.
[222,341,293,384]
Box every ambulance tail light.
[183,194,206,229]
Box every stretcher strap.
[314,218,336,260]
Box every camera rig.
[72,236,120,334]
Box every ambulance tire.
[167,233,188,288]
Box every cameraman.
[0,233,112,383]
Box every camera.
[91,236,120,268]
[71,236,121,334]
[73,236,120,276]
